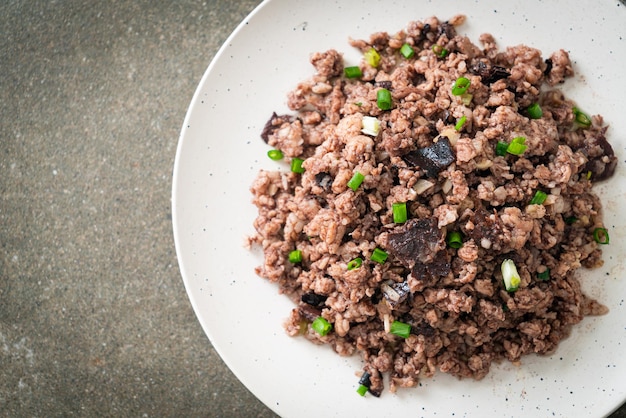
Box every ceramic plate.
[172,0,626,416]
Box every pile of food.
[249,15,617,396]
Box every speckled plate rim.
[172,0,626,416]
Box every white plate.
[172,0,626,416]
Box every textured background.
[0,1,624,417]
[0,1,276,416]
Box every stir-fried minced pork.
[249,15,617,396]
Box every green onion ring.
[451,77,471,95]
[593,227,610,244]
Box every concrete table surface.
[0,1,624,417]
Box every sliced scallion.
[506,137,527,155]
[370,248,388,264]
[593,227,610,244]
[400,43,415,59]
[451,77,471,96]
[496,141,509,156]
[361,116,381,136]
[460,93,473,106]
[347,257,363,270]
[291,157,305,174]
[501,259,521,292]
[529,190,548,205]
[537,268,550,281]
[357,372,371,396]
[376,88,392,110]
[267,149,284,160]
[392,202,407,224]
[455,115,467,131]
[527,103,543,119]
[573,107,592,128]
[432,44,449,58]
[389,320,411,338]
[344,66,362,79]
[446,231,463,249]
[347,171,365,191]
[364,47,381,68]
[311,316,332,336]
[288,249,302,263]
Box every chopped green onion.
[537,268,550,281]
[460,93,473,106]
[455,115,467,131]
[586,170,593,180]
[529,190,548,205]
[507,142,527,155]
[389,320,411,338]
[357,372,371,396]
[344,66,362,79]
[573,107,592,128]
[288,249,302,263]
[364,47,381,68]
[451,76,471,95]
[593,227,610,244]
[311,316,332,336]
[376,88,392,110]
[347,257,363,270]
[347,171,365,191]
[432,44,449,58]
[400,43,415,59]
[501,259,521,292]
[361,116,381,136]
[291,157,305,174]
[370,248,388,264]
[267,149,283,160]
[496,141,509,156]
[565,216,578,225]
[357,384,369,396]
[392,202,408,224]
[527,103,543,119]
[506,137,527,155]
[446,231,463,249]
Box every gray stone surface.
[0,1,276,417]
[0,1,624,417]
